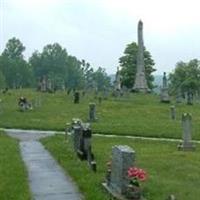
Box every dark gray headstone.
[89,103,96,122]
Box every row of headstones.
[66,115,194,199]
[102,115,195,200]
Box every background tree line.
[1,37,199,95]
[0,37,111,91]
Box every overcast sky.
[1,0,200,75]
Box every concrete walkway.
[6,130,83,200]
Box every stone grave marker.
[170,105,176,120]
[186,91,193,105]
[178,113,195,151]
[74,91,80,104]
[66,119,97,171]
[103,145,139,199]
[160,72,170,103]
[0,99,2,114]
[89,103,97,122]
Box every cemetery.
[0,89,200,200]
[1,3,200,199]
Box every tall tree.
[119,42,156,89]
[1,38,33,88]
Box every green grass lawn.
[0,89,200,139]
[41,134,200,200]
[0,132,31,200]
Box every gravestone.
[170,105,176,120]
[0,99,2,114]
[178,113,195,151]
[74,91,80,104]
[66,119,97,171]
[114,67,122,92]
[133,20,149,92]
[89,103,97,122]
[41,76,47,92]
[186,91,193,105]
[160,72,170,103]
[176,90,182,103]
[110,145,135,194]
[103,145,135,198]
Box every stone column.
[178,113,195,151]
[133,20,149,93]
[170,105,176,120]
[89,103,96,122]
[160,72,170,103]
[110,145,135,195]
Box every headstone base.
[102,183,145,200]
[160,88,170,103]
[177,143,196,151]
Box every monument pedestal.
[160,88,170,103]
[177,143,196,151]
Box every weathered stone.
[89,103,96,122]
[67,119,97,171]
[74,91,80,104]
[178,113,195,151]
[114,67,122,91]
[133,20,149,93]
[170,105,176,120]
[110,145,135,195]
[160,72,170,103]
[186,91,193,105]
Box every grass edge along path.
[41,134,200,200]
[0,131,31,200]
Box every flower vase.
[126,184,142,200]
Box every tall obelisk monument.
[133,20,149,92]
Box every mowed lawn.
[41,134,200,200]
[0,89,200,139]
[0,132,31,200]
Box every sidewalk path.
[6,129,83,200]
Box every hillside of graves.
[0,131,31,200]
[0,89,200,140]
[41,134,200,200]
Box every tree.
[92,67,111,91]
[169,59,200,96]
[2,37,25,60]
[119,42,156,89]
[1,38,33,88]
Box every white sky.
[1,0,200,74]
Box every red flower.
[127,167,147,182]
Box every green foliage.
[0,70,6,89]
[2,37,25,60]
[41,135,200,200]
[92,67,111,91]
[0,38,34,88]
[0,132,31,200]
[119,42,156,89]
[169,59,200,95]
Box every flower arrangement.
[127,167,147,186]
[126,167,147,200]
